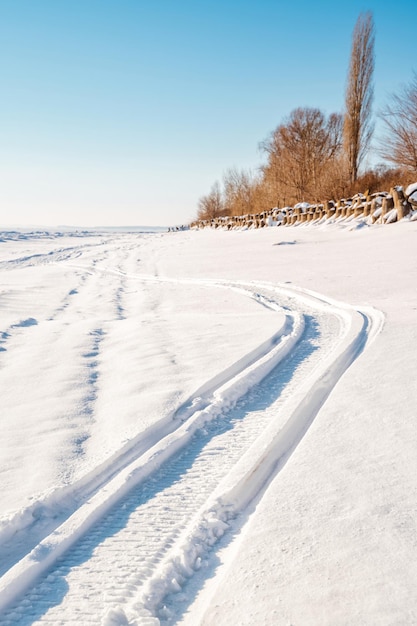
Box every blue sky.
[0,0,416,227]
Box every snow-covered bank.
[1,221,416,624]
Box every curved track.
[0,234,383,625]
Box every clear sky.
[0,0,416,227]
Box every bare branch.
[379,74,417,172]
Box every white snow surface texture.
[0,220,416,625]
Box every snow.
[405,181,417,197]
[0,220,417,625]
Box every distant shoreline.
[0,225,168,234]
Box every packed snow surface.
[0,221,416,625]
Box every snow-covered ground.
[0,219,416,625]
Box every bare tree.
[379,73,417,173]
[223,168,257,215]
[344,12,375,184]
[261,107,343,204]
[197,181,224,220]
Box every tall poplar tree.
[344,12,375,184]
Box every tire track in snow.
[0,274,383,624]
[0,307,312,625]
[0,282,301,620]
[0,278,291,572]
[111,286,384,624]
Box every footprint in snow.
[11,317,38,328]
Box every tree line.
[197,13,417,221]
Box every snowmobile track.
[0,268,384,625]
